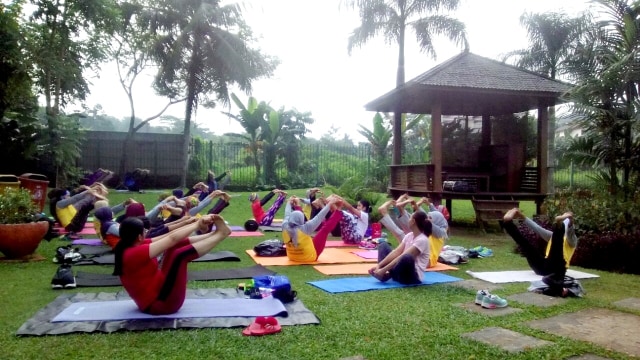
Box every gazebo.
[365,51,572,223]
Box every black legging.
[501,220,567,295]
[377,242,421,285]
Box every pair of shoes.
[52,246,83,264]
[51,264,76,289]
[475,289,508,308]
[242,316,281,336]
[358,240,377,250]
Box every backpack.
[253,239,286,257]
[252,275,297,303]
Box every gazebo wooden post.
[481,112,491,147]
[537,105,549,213]
[432,100,444,208]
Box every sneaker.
[475,289,490,305]
[51,264,76,289]
[53,246,72,263]
[63,249,83,264]
[481,294,508,309]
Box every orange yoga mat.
[245,247,377,266]
[312,262,458,275]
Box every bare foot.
[503,208,521,222]
[378,200,395,216]
[555,211,573,224]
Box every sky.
[81,0,591,142]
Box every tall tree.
[111,1,185,176]
[144,0,277,187]
[26,0,117,186]
[502,11,589,193]
[344,0,467,165]
[566,0,640,196]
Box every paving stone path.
[456,285,640,358]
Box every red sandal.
[242,316,282,336]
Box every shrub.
[572,231,640,274]
[0,188,40,224]
[544,187,640,235]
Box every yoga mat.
[313,262,459,275]
[74,250,240,265]
[52,297,287,322]
[211,225,245,232]
[308,272,462,293]
[465,269,600,284]
[326,240,358,248]
[17,288,320,336]
[76,265,276,287]
[258,225,283,232]
[77,245,112,257]
[72,238,103,246]
[229,231,263,237]
[56,227,96,235]
[351,250,377,259]
[245,247,377,266]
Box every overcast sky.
[81,0,591,142]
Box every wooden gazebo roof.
[365,51,572,116]
[364,51,574,204]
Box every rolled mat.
[307,272,462,293]
[75,265,276,287]
[17,288,320,336]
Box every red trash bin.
[18,173,49,213]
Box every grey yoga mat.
[17,288,320,336]
[75,265,276,287]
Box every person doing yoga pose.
[282,195,342,262]
[113,214,231,315]
[369,211,433,285]
[501,208,579,297]
[246,189,287,229]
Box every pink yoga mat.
[351,250,378,259]
[325,240,358,248]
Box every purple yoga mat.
[72,238,104,246]
[351,250,378,259]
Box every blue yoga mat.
[307,272,462,293]
[52,297,287,322]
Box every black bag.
[253,239,286,257]
[443,180,473,192]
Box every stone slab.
[527,308,640,358]
[507,292,567,307]
[457,302,522,317]
[613,297,640,312]
[462,326,552,353]
[565,355,612,360]
[449,279,503,292]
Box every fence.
[75,131,598,190]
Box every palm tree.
[344,0,467,165]
[566,0,640,196]
[224,94,271,184]
[502,11,589,193]
[145,0,276,186]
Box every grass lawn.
[1,189,638,359]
